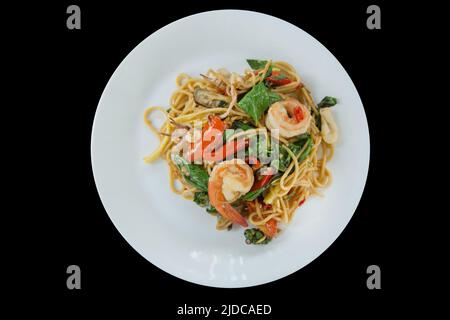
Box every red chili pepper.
[271,70,280,76]
[262,219,277,238]
[246,156,261,169]
[298,199,306,207]
[266,71,292,86]
[203,138,247,162]
[251,174,273,191]
[188,115,225,162]
[293,106,304,123]
[267,77,292,86]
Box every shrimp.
[265,98,311,138]
[208,159,254,227]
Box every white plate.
[91,10,370,288]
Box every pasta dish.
[144,59,338,244]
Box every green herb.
[223,121,254,142]
[206,206,217,214]
[230,120,255,131]
[297,138,313,164]
[317,96,338,109]
[246,59,268,70]
[315,96,338,129]
[193,192,209,207]
[246,59,272,79]
[241,183,271,201]
[265,73,287,87]
[273,134,313,172]
[244,228,271,245]
[172,154,209,192]
[271,74,287,80]
[193,191,218,214]
[238,82,281,123]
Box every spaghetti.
[143,59,338,244]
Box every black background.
[18,0,423,315]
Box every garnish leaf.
[246,59,272,78]
[193,191,218,214]
[244,228,271,245]
[193,192,209,207]
[317,96,338,109]
[241,183,272,201]
[172,154,209,192]
[316,96,338,128]
[246,59,268,70]
[273,133,313,172]
[237,82,281,123]
[230,120,255,131]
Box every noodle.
[143,60,337,242]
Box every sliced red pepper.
[293,106,304,123]
[246,156,261,169]
[251,173,273,191]
[271,70,280,76]
[268,77,292,86]
[261,218,277,238]
[187,115,225,162]
[266,71,292,86]
[298,199,306,207]
[203,138,247,162]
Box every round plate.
[91,10,370,288]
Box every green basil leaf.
[246,59,268,70]
[172,154,209,192]
[206,206,217,214]
[244,228,271,245]
[241,183,271,201]
[274,134,312,172]
[238,82,281,123]
[246,59,272,79]
[230,120,255,131]
[193,192,209,207]
[193,191,218,214]
[316,96,338,128]
[240,173,280,202]
[272,74,287,80]
[318,96,338,109]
